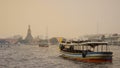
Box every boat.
[38,40,49,47]
[38,44,49,47]
[59,40,113,63]
[38,26,49,47]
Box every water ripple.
[0,45,120,68]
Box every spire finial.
[28,25,30,29]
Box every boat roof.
[81,42,108,46]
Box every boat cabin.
[59,41,110,53]
[59,40,113,63]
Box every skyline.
[0,0,120,38]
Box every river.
[0,45,120,68]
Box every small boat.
[38,40,49,47]
[38,26,49,47]
[39,44,49,47]
[59,40,113,63]
[39,44,48,47]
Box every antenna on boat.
[97,21,99,35]
[46,26,49,45]
[95,20,99,42]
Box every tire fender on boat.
[70,46,74,51]
[82,51,87,58]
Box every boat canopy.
[81,42,108,46]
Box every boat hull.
[60,51,113,63]
[39,44,49,47]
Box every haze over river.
[0,45,120,68]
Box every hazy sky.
[0,0,120,38]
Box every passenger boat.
[59,40,113,63]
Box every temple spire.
[28,25,30,29]
[25,25,33,43]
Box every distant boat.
[59,40,113,63]
[38,40,49,47]
[38,26,49,47]
[39,44,49,47]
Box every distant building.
[82,33,120,45]
[49,37,66,45]
[33,36,41,45]
[0,39,10,45]
[83,34,103,41]
[24,25,33,44]
[104,34,120,45]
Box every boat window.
[67,42,71,44]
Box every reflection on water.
[0,45,120,68]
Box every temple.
[24,25,33,44]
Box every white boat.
[59,40,113,63]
